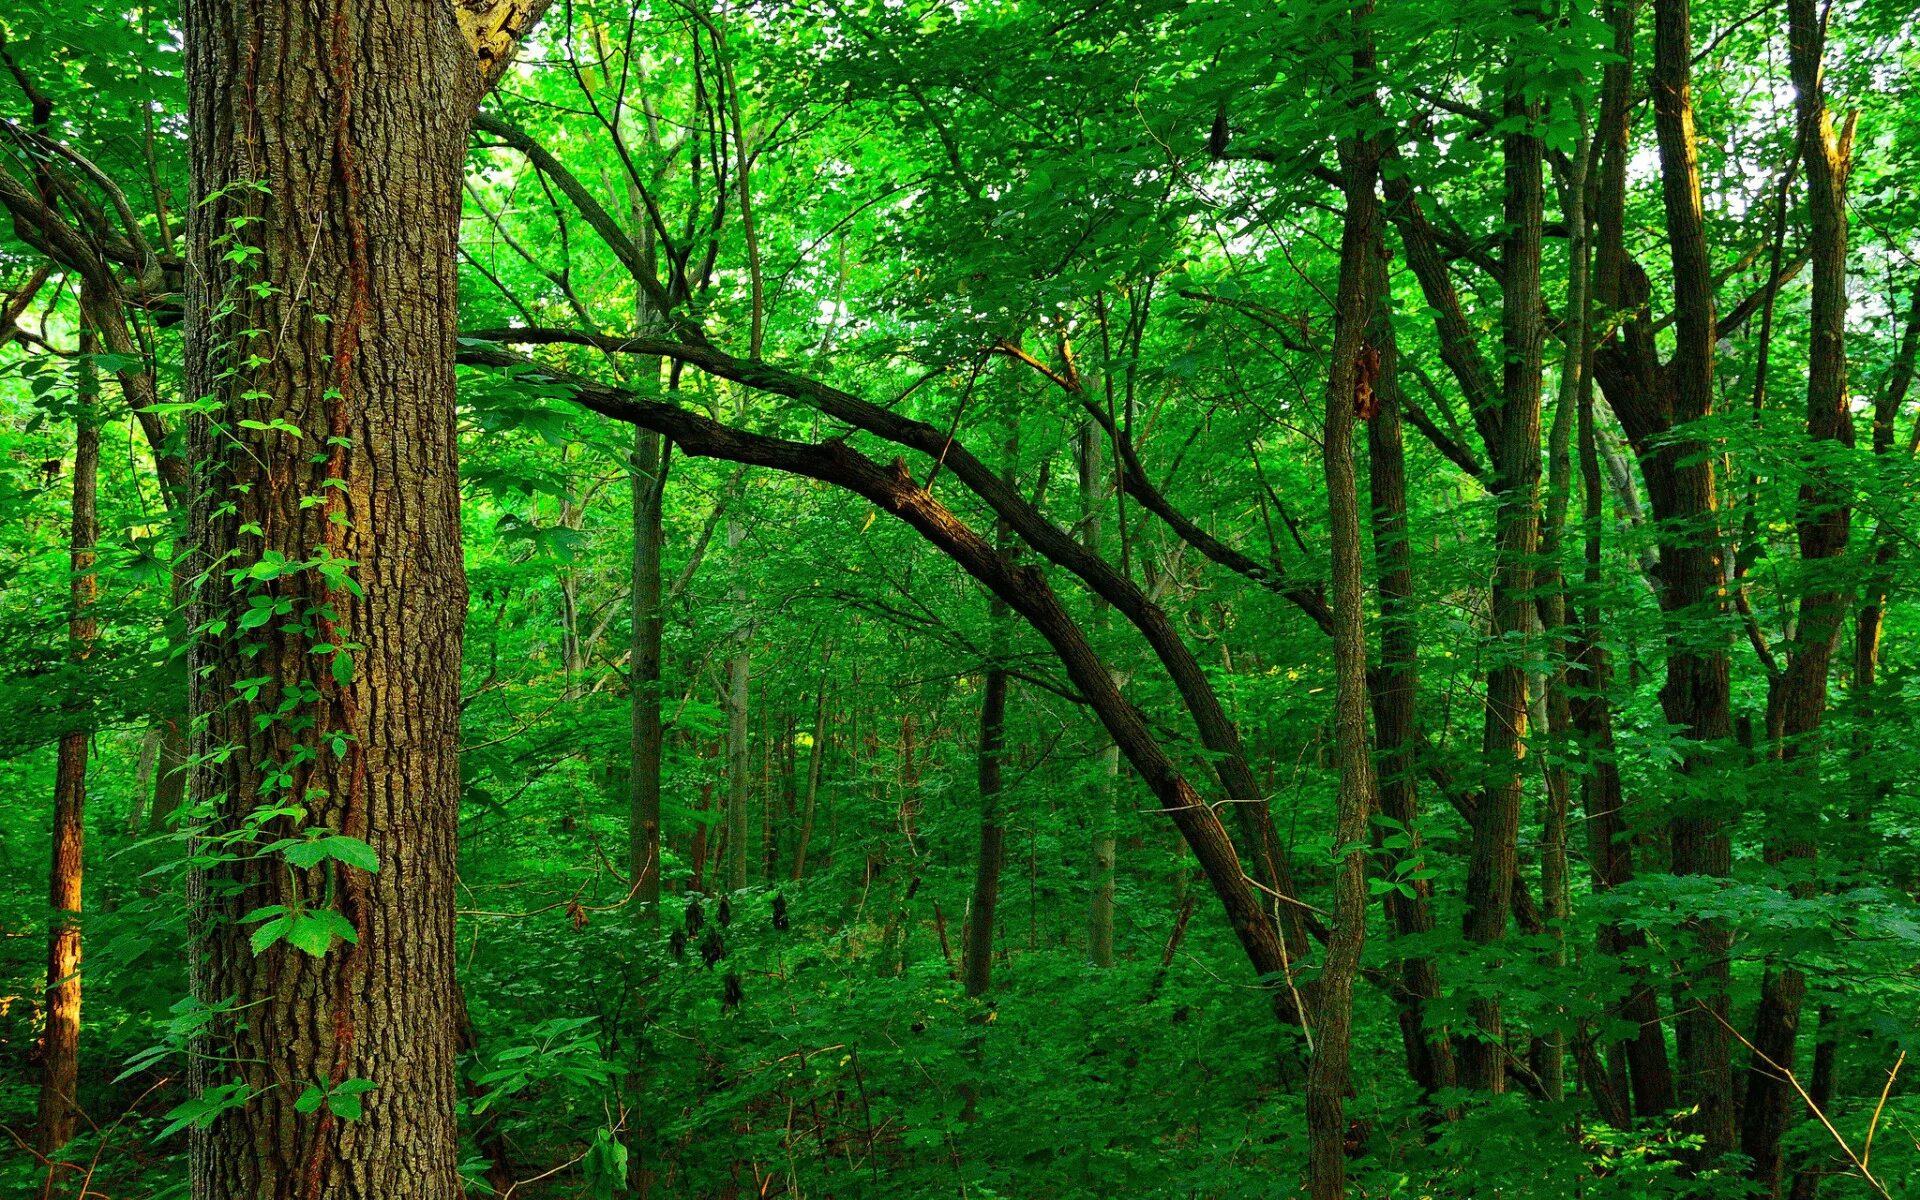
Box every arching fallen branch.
[457,344,1310,1025]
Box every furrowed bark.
[181,1,533,1192]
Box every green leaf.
[320,835,380,873]
[250,915,294,955]
[237,606,274,630]
[286,908,359,957]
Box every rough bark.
[180,1,531,1193]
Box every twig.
[1699,1005,1893,1198]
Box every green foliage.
[4,0,1920,1196]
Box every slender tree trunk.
[789,650,832,882]
[1741,3,1853,1189]
[631,427,666,906]
[1461,14,1546,1093]
[726,514,751,892]
[1308,57,1383,1196]
[1530,112,1591,1102]
[1366,240,1456,1104]
[1581,0,1678,1122]
[964,439,1018,997]
[1644,0,1737,1158]
[180,3,531,1193]
[1078,419,1117,969]
[963,626,1010,998]
[36,318,99,1185]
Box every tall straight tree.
[1593,0,1739,1159]
[1741,1,1855,1189]
[1077,415,1118,968]
[1311,109,1381,1200]
[1460,1,1547,1094]
[180,3,539,1195]
[36,314,98,1184]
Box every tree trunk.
[1530,113,1591,1102]
[725,512,751,892]
[37,316,99,1184]
[1077,418,1117,969]
[180,3,531,1193]
[631,425,666,907]
[1366,236,1456,1104]
[1461,16,1546,1093]
[1615,0,1737,1159]
[1308,67,1382,1196]
[789,650,832,883]
[1740,2,1853,1188]
[962,634,1009,998]
[1581,0,1678,1122]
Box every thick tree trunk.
[180,2,528,1193]
[36,320,99,1184]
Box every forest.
[1,0,1918,1196]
